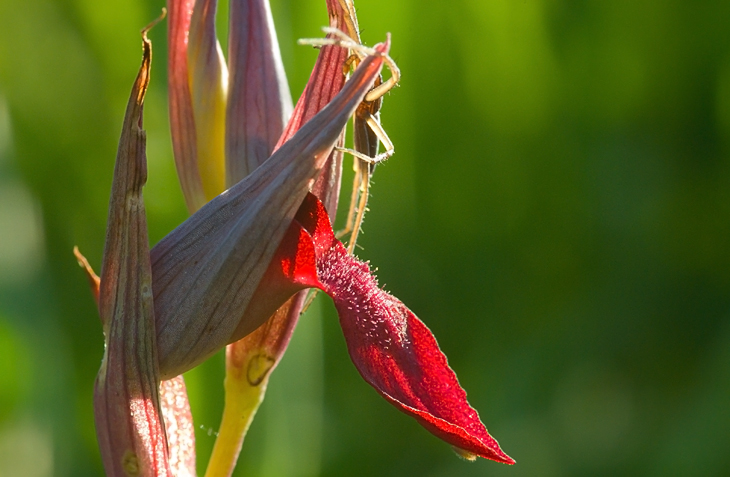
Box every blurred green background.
[1,0,729,475]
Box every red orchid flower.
[80,0,513,473]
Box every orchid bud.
[225,0,293,185]
[188,0,228,204]
[92,31,172,476]
[167,0,206,212]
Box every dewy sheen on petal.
[188,0,229,204]
[151,46,387,379]
[225,0,293,185]
[93,30,172,476]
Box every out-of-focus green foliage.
[1,0,729,475]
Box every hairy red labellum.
[264,193,515,464]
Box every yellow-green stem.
[204,363,269,477]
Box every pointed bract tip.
[141,8,167,39]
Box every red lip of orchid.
[265,192,515,464]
